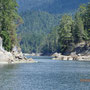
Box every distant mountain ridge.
[17,0,89,13]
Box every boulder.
[52,53,62,57]
[0,50,14,63]
[0,37,36,64]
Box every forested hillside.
[18,11,61,34]
[17,0,88,13]
[18,11,61,53]
[17,0,89,54]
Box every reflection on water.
[0,64,18,69]
[27,55,53,59]
[0,57,90,90]
[0,64,19,90]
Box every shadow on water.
[0,64,19,70]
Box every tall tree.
[58,14,74,53]
[0,0,22,51]
[73,12,86,43]
[85,3,90,39]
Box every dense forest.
[18,3,90,55]
[18,11,61,33]
[45,3,90,55]
[57,4,90,54]
[18,11,61,53]
[0,0,89,56]
[17,0,88,14]
[0,0,22,51]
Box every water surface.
[0,56,90,90]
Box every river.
[0,56,90,90]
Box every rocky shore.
[11,50,37,64]
[0,37,36,64]
[0,49,36,64]
[52,53,90,61]
[52,41,90,61]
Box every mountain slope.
[17,0,89,13]
[18,11,61,34]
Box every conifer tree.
[73,12,86,43]
[85,3,90,39]
[58,14,73,53]
[0,0,22,51]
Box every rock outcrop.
[0,37,36,64]
[0,50,14,63]
[52,53,90,61]
[11,46,36,63]
[0,37,14,63]
[52,41,90,61]
[64,41,90,56]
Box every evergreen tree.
[0,0,22,51]
[58,14,73,53]
[73,12,86,43]
[85,3,90,39]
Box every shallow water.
[0,56,90,90]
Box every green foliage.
[19,26,60,54]
[18,3,90,55]
[18,0,89,14]
[57,3,90,54]
[0,31,12,51]
[41,26,60,54]
[84,3,90,38]
[18,11,61,33]
[20,32,46,53]
[58,14,74,53]
[73,13,87,42]
[18,11,61,53]
[0,0,22,51]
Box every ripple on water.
[0,57,90,90]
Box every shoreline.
[12,60,38,64]
[52,53,90,61]
[0,58,38,64]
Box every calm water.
[0,56,90,90]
